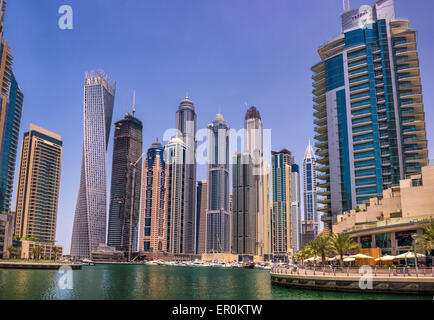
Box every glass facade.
[312,0,428,229]
[70,71,116,259]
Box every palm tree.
[7,246,16,259]
[52,246,59,261]
[329,232,358,266]
[295,246,314,266]
[414,220,434,255]
[32,246,42,261]
[309,232,332,266]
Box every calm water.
[0,264,429,300]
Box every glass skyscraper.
[290,163,301,252]
[271,149,293,256]
[107,113,143,253]
[196,180,207,254]
[175,96,197,254]
[0,1,24,214]
[164,136,188,254]
[206,113,230,253]
[71,71,116,258]
[139,141,166,253]
[303,140,319,235]
[312,0,429,230]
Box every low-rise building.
[91,244,125,262]
[0,212,15,259]
[19,240,63,260]
[333,165,434,257]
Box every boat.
[242,262,255,269]
[81,259,96,266]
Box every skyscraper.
[312,0,428,230]
[262,160,272,258]
[291,163,302,252]
[196,180,207,254]
[175,96,197,254]
[71,71,116,258]
[232,152,256,255]
[206,113,230,253]
[271,149,293,256]
[303,140,319,235]
[164,136,188,254]
[244,106,265,256]
[14,125,62,242]
[107,112,143,253]
[139,141,167,253]
[0,1,24,214]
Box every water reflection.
[0,265,429,300]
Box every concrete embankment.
[0,262,82,270]
[270,272,434,295]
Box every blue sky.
[5,0,434,252]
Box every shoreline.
[270,271,434,295]
[0,261,82,270]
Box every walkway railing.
[271,266,434,278]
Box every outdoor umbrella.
[375,255,396,266]
[395,251,426,266]
[395,251,425,259]
[349,253,374,259]
[374,255,396,261]
[343,257,355,262]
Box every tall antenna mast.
[132,89,136,116]
[343,0,350,12]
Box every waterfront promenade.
[271,266,434,295]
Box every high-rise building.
[164,136,188,254]
[244,106,265,256]
[196,180,207,254]
[232,152,257,255]
[139,141,167,253]
[175,96,197,254]
[312,0,429,230]
[291,163,302,252]
[271,149,293,256]
[14,125,62,242]
[303,140,319,236]
[262,161,271,258]
[71,71,116,258]
[107,112,142,253]
[206,113,230,253]
[0,1,24,214]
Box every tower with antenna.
[343,0,350,12]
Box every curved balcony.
[312,77,326,88]
[314,125,328,135]
[313,109,327,119]
[316,156,329,165]
[316,164,330,173]
[313,93,326,104]
[314,116,327,127]
[313,101,326,112]
[317,181,330,189]
[316,148,328,158]
[317,172,330,181]
[314,132,328,142]
[313,86,326,96]
[315,140,328,149]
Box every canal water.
[0,264,429,300]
